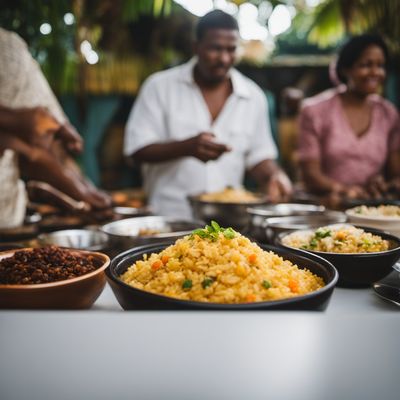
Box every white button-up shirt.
[124,59,277,218]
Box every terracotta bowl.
[0,248,110,309]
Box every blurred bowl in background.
[263,212,347,244]
[101,216,204,251]
[113,206,152,218]
[38,229,109,252]
[246,203,326,242]
[188,193,268,232]
[346,205,400,238]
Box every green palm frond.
[308,0,345,48]
[306,0,400,55]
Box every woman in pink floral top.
[298,35,400,199]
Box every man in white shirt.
[124,10,292,217]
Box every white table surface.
[1,276,399,400]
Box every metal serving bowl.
[263,212,347,244]
[101,216,205,251]
[188,193,269,232]
[38,229,109,252]
[246,203,326,242]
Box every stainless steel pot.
[263,212,347,244]
[188,194,269,232]
[38,229,109,252]
[101,216,205,251]
[245,203,326,242]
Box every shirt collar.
[179,57,251,99]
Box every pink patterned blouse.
[298,88,400,186]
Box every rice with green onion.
[282,224,389,253]
[351,205,400,218]
[120,222,324,304]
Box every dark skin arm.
[248,159,293,202]
[300,159,368,199]
[367,151,400,196]
[0,105,83,154]
[0,106,111,210]
[132,132,231,163]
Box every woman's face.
[345,45,386,95]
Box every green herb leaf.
[315,229,331,239]
[192,229,208,238]
[309,238,318,248]
[262,280,272,289]
[223,227,236,239]
[211,221,220,231]
[191,223,236,240]
[202,277,214,289]
[182,279,192,290]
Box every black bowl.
[276,226,400,288]
[106,242,338,311]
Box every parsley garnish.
[202,277,214,289]
[182,279,192,290]
[191,221,236,241]
[315,229,331,239]
[262,280,272,289]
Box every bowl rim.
[107,242,338,309]
[0,248,110,289]
[112,206,153,216]
[262,212,347,229]
[277,225,400,257]
[187,192,269,206]
[100,216,205,238]
[246,203,326,217]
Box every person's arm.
[300,159,345,194]
[0,105,82,154]
[133,132,230,163]
[248,159,292,202]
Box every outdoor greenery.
[1,0,398,94]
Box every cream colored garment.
[0,27,67,123]
[0,150,27,228]
[0,28,69,228]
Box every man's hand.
[14,107,82,154]
[266,170,293,202]
[249,160,293,202]
[57,122,83,154]
[185,132,231,162]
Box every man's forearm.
[0,105,20,133]
[132,139,192,163]
[248,159,281,186]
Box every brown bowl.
[0,248,110,309]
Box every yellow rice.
[120,231,324,304]
[199,187,261,203]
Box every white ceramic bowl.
[345,206,400,238]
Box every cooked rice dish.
[282,224,389,253]
[350,205,400,218]
[199,187,261,203]
[120,223,324,303]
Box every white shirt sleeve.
[124,75,166,157]
[245,90,278,169]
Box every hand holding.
[266,170,293,202]
[185,132,231,162]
